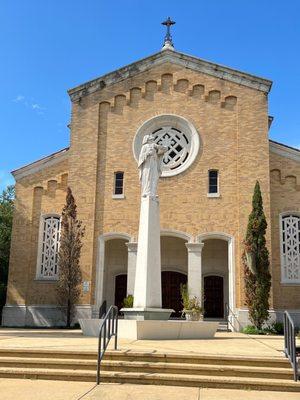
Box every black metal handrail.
[224,303,230,331]
[99,300,107,319]
[283,311,299,381]
[96,305,118,385]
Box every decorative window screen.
[133,115,200,177]
[38,216,61,279]
[152,126,191,171]
[281,214,300,283]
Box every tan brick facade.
[6,161,68,305]
[270,150,300,309]
[3,50,300,327]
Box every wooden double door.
[204,275,224,318]
[114,274,127,312]
[162,271,187,317]
[114,271,187,317]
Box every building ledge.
[12,147,69,181]
[269,140,300,162]
[67,49,273,102]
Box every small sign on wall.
[82,281,90,293]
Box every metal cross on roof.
[161,17,176,50]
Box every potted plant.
[180,284,203,321]
[122,294,134,308]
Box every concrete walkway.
[1,379,300,400]
[1,328,299,399]
[0,328,289,358]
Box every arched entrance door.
[114,274,127,311]
[162,271,187,317]
[204,275,224,318]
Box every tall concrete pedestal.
[121,196,173,320]
[134,196,162,308]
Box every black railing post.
[108,313,111,338]
[103,320,106,351]
[99,300,107,319]
[115,309,118,350]
[283,313,287,355]
[96,305,118,385]
[96,331,102,385]
[283,310,298,382]
[224,303,229,332]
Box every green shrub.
[243,322,285,335]
[242,325,259,334]
[0,186,14,318]
[243,182,271,330]
[180,284,202,312]
[0,283,7,319]
[272,322,284,335]
[123,294,133,308]
[180,284,190,310]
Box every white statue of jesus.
[138,134,167,198]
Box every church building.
[2,21,300,328]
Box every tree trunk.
[67,298,71,328]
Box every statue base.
[133,196,162,309]
[120,307,174,321]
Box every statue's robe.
[138,143,163,197]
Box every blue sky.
[1,1,300,192]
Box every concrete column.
[185,242,204,301]
[126,242,137,296]
[95,236,105,309]
[133,197,162,308]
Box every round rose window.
[133,114,200,177]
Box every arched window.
[36,214,61,280]
[280,213,300,283]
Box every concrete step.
[0,357,97,371]
[0,367,95,382]
[217,323,230,332]
[100,360,294,380]
[0,357,293,380]
[0,367,299,392]
[0,349,97,360]
[0,348,290,368]
[104,350,291,369]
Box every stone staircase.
[216,320,229,331]
[203,318,229,332]
[0,348,299,392]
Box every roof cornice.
[12,147,69,181]
[67,50,273,102]
[269,140,300,163]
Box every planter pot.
[183,310,203,321]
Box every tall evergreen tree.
[57,187,85,327]
[0,185,14,318]
[243,181,271,330]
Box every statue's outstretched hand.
[157,145,168,155]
